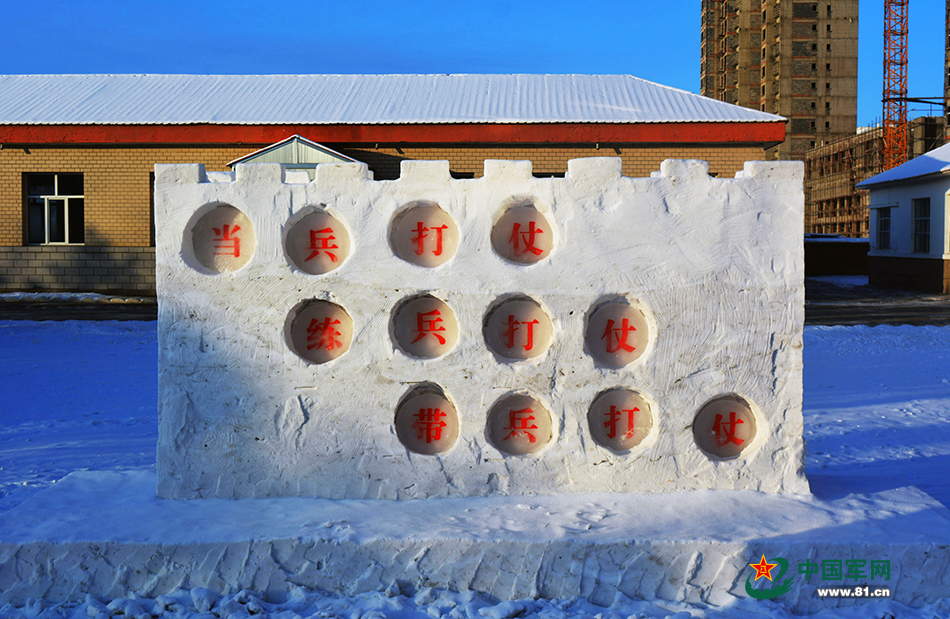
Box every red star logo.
[749,555,778,582]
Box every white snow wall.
[154,158,808,499]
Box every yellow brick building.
[0,75,784,294]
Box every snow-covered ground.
[806,275,869,289]
[1,320,949,618]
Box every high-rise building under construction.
[701,0,858,161]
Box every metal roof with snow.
[0,74,782,126]
[856,142,950,188]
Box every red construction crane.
[883,0,909,170]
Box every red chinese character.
[605,405,639,440]
[713,412,744,446]
[602,318,637,353]
[412,309,446,345]
[411,222,448,256]
[212,224,241,257]
[306,317,343,351]
[413,408,447,443]
[503,407,538,442]
[502,315,540,351]
[508,221,545,256]
[306,227,339,262]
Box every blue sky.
[1,0,945,127]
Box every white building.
[857,142,950,293]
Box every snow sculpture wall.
[154,158,808,499]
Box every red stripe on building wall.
[0,122,786,146]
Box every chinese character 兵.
[212,224,241,257]
[504,407,539,442]
[306,227,339,262]
[412,309,447,345]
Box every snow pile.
[0,292,154,304]
[2,322,950,617]
[3,585,947,619]
[806,276,869,289]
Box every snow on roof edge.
[1,118,784,125]
[0,74,786,126]
[857,142,950,188]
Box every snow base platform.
[2,471,949,614]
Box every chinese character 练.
[306,317,343,351]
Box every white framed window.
[26,173,84,245]
[876,207,891,250]
[913,198,930,253]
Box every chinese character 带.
[413,407,447,443]
[395,390,459,455]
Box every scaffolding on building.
[804,117,946,237]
